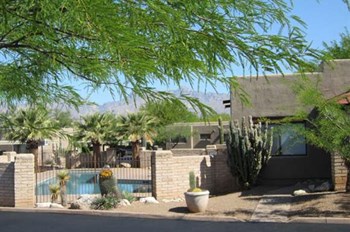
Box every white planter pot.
[184,190,209,213]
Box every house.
[230,59,350,187]
[165,121,230,150]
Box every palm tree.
[73,113,117,168]
[0,107,61,173]
[117,112,158,167]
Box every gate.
[35,150,152,203]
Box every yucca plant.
[57,170,70,206]
[49,184,60,203]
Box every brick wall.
[0,153,34,207]
[151,146,239,199]
[331,153,349,192]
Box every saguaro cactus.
[218,117,225,144]
[226,116,273,189]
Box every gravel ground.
[289,192,350,218]
[110,186,278,221]
[71,186,349,220]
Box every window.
[200,133,211,140]
[271,123,306,156]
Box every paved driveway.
[0,212,349,232]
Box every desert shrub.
[122,191,136,203]
[90,194,119,210]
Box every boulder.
[140,197,159,204]
[120,163,131,168]
[293,189,308,196]
[35,202,51,208]
[71,194,99,210]
[50,203,64,208]
[118,199,131,206]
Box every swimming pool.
[36,172,151,195]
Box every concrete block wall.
[0,162,14,206]
[0,153,35,207]
[14,154,35,207]
[331,153,349,192]
[151,147,238,199]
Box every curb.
[1,207,350,224]
[0,207,244,223]
[290,217,350,224]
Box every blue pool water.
[36,172,151,195]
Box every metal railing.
[35,153,152,203]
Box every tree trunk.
[60,184,67,206]
[92,143,101,168]
[27,140,39,173]
[131,141,140,168]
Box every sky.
[80,0,350,105]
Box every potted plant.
[184,171,209,213]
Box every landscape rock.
[35,202,51,208]
[118,199,131,206]
[71,194,99,210]
[69,203,81,209]
[140,197,159,204]
[35,202,65,208]
[50,203,64,208]
[293,189,308,196]
[120,163,131,168]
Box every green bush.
[122,191,136,203]
[90,195,119,210]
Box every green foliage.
[52,110,74,128]
[153,124,193,149]
[73,112,118,167]
[141,100,200,126]
[0,107,62,143]
[293,77,350,161]
[49,184,60,203]
[0,0,320,112]
[122,191,136,203]
[73,113,118,146]
[117,112,158,165]
[90,194,119,210]
[324,29,350,59]
[226,116,273,189]
[0,107,63,172]
[117,112,158,144]
[57,169,70,206]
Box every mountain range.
[68,88,231,118]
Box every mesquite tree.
[0,0,323,113]
[226,116,273,189]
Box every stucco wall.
[231,59,350,119]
